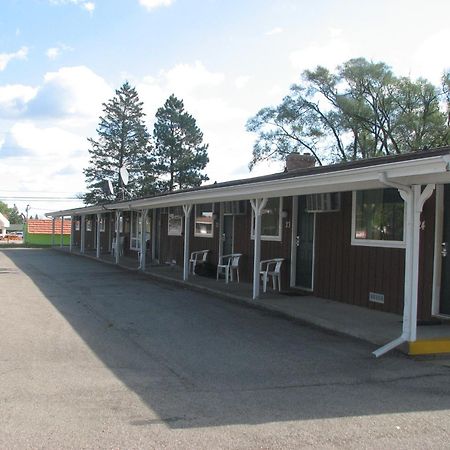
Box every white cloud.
[49,0,95,13]
[410,29,450,85]
[46,47,60,60]
[45,43,73,60]
[290,29,354,72]
[235,75,251,89]
[0,84,38,116]
[139,0,174,11]
[27,65,112,121]
[9,122,86,157]
[0,47,28,72]
[265,27,283,36]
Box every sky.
[0,0,449,218]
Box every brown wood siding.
[314,192,405,315]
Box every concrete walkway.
[60,246,450,356]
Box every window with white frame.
[75,220,80,231]
[251,197,282,241]
[99,217,106,232]
[352,189,405,247]
[86,219,92,232]
[194,203,214,238]
[168,206,183,236]
[130,212,141,250]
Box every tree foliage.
[153,94,209,192]
[247,58,450,168]
[0,201,23,223]
[83,82,156,205]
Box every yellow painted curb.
[408,337,450,355]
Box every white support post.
[140,209,148,271]
[69,215,73,252]
[373,178,435,357]
[218,203,224,265]
[80,215,86,254]
[151,209,157,263]
[51,217,56,247]
[250,198,268,300]
[60,216,64,247]
[182,204,193,281]
[96,213,101,259]
[115,211,121,265]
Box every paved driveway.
[1,248,450,449]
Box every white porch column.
[96,213,101,259]
[69,215,74,252]
[151,209,157,262]
[140,209,148,271]
[80,215,86,254]
[115,210,121,265]
[51,217,56,247]
[60,215,64,247]
[250,198,267,300]
[182,204,193,281]
[374,179,435,357]
[409,184,435,341]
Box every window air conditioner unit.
[305,193,341,212]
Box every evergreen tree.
[8,205,23,224]
[83,82,156,204]
[153,94,209,192]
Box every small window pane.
[195,203,214,237]
[261,198,280,237]
[168,207,183,236]
[355,189,404,242]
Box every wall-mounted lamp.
[281,210,289,219]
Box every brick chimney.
[286,152,316,171]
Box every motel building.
[47,147,450,357]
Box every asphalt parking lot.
[1,248,450,449]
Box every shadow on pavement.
[2,248,450,429]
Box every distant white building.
[0,212,10,237]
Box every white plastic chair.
[260,258,284,293]
[216,253,242,283]
[189,250,209,275]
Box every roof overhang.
[46,154,450,216]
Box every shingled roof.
[27,219,71,235]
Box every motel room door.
[222,215,234,256]
[295,196,315,290]
[440,184,450,315]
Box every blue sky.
[1,0,449,216]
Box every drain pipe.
[373,174,435,357]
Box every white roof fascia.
[105,155,450,210]
[46,205,108,218]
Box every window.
[251,197,282,241]
[75,220,80,231]
[195,203,214,238]
[168,206,183,236]
[130,212,141,250]
[86,219,92,232]
[99,217,106,233]
[352,189,405,247]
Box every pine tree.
[83,82,156,204]
[154,94,209,192]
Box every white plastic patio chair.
[260,258,284,293]
[189,249,209,275]
[216,253,242,283]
